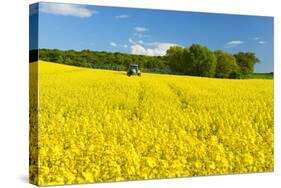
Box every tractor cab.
[127,64,141,76]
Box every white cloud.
[131,44,146,55]
[40,2,97,17]
[226,40,244,45]
[131,43,178,56]
[254,37,260,40]
[128,38,149,45]
[128,38,136,44]
[134,27,148,32]
[115,14,129,19]
[258,41,267,44]
[133,33,148,38]
[122,44,128,48]
[110,42,117,47]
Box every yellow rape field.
[29,61,273,186]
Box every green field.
[250,73,273,79]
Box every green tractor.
[127,64,141,77]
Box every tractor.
[127,64,141,76]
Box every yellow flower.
[29,61,273,185]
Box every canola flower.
[29,61,273,186]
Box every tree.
[234,52,260,77]
[184,44,217,77]
[166,46,184,73]
[214,50,239,78]
[166,44,217,77]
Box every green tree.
[234,52,260,77]
[166,46,184,73]
[214,50,239,78]
[184,44,217,77]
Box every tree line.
[32,44,260,78]
[166,44,260,79]
[37,48,169,72]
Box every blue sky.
[30,2,274,72]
